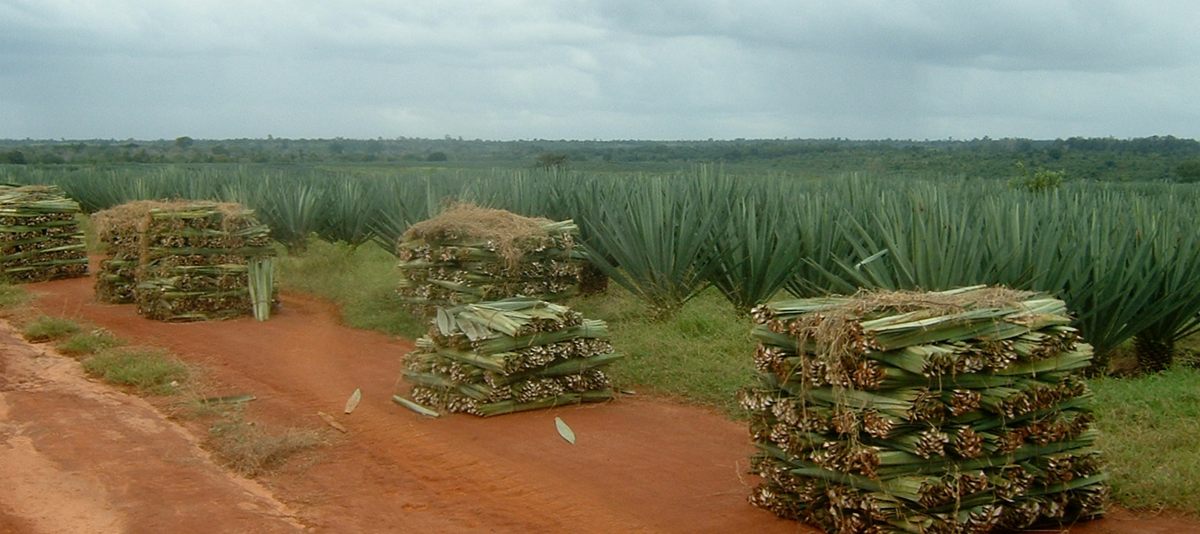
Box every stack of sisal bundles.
[92,200,165,303]
[403,297,620,416]
[133,202,276,322]
[741,285,1106,533]
[0,185,88,282]
[395,204,585,315]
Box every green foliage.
[1091,367,1200,513]
[258,178,324,251]
[5,162,1200,372]
[0,282,28,309]
[22,315,82,342]
[82,347,189,395]
[1175,159,1200,182]
[573,171,728,317]
[1009,163,1065,192]
[535,152,569,170]
[2,150,28,164]
[276,239,425,338]
[317,179,374,246]
[56,329,125,357]
[568,287,756,414]
[708,193,804,312]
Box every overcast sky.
[2,0,1198,140]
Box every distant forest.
[3,136,1200,182]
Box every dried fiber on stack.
[133,202,276,322]
[402,297,620,416]
[742,285,1107,533]
[0,185,88,282]
[396,204,585,315]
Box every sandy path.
[0,321,302,534]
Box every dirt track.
[6,274,1199,533]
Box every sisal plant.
[741,285,1107,533]
[130,201,276,322]
[0,185,88,283]
[395,204,586,315]
[402,297,620,416]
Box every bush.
[82,347,188,395]
[1010,163,1065,192]
[1174,160,1200,183]
[56,329,125,357]
[22,316,82,342]
[0,283,28,309]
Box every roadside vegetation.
[207,411,324,477]
[81,346,189,395]
[21,315,82,342]
[0,284,321,477]
[274,237,1200,514]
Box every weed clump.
[82,346,188,395]
[22,315,82,342]
[208,413,323,477]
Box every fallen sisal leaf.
[318,411,348,433]
[344,388,362,414]
[555,416,576,445]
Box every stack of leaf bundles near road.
[0,185,88,282]
[134,201,276,322]
[93,201,171,303]
[396,204,585,315]
[403,297,620,416]
[741,285,1107,533]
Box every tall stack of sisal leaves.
[395,204,585,315]
[403,297,620,416]
[0,185,88,282]
[134,202,276,321]
[742,286,1107,533]
[92,201,169,303]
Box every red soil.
[5,272,1196,533]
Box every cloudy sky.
[2,0,1198,140]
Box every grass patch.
[569,287,756,415]
[21,315,82,342]
[207,411,324,477]
[1091,366,1200,514]
[82,346,189,395]
[0,282,29,309]
[277,239,425,338]
[55,328,125,357]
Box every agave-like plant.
[575,171,729,317]
[318,177,376,247]
[708,189,805,312]
[257,176,324,251]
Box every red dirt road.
[22,275,799,533]
[12,274,1200,533]
[0,321,302,534]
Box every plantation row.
[3,164,1198,371]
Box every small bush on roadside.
[22,315,82,342]
[0,283,28,309]
[208,412,324,477]
[82,346,188,395]
[56,328,125,357]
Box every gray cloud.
[1,0,1197,139]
